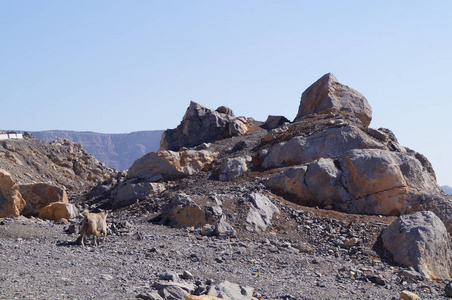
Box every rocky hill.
[31,130,164,171]
[2,73,452,299]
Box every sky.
[1,1,451,185]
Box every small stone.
[400,290,421,300]
[445,282,452,297]
[182,270,194,280]
[344,237,359,248]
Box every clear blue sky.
[1,1,451,185]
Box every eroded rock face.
[265,149,443,216]
[260,125,384,169]
[382,211,452,280]
[0,169,25,217]
[127,150,218,181]
[20,183,69,217]
[293,73,372,127]
[160,102,248,151]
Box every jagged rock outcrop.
[0,169,25,217]
[293,73,372,127]
[19,183,69,217]
[160,102,250,151]
[127,149,219,181]
[217,156,250,181]
[382,211,452,280]
[245,193,280,232]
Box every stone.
[293,73,372,127]
[213,216,237,237]
[260,125,384,169]
[216,106,235,116]
[382,211,452,280]
[38,202,79,221]
[161,194,218,229]
[207,280,254,300]
[343,237,359,248]
[445,282,452,297]
[217,157,249,181]
[263,115,290,130]
[0,169,26,217]
[153,281,195,300]
[160,102,239,151]
[228,118,249,137]
[112,181,166,209]
[127,150,218,181]
[246,193,280,232]
[400,290,421,300]
[181,270,194,280]
[185,295,224,300]
[19,183,69,217]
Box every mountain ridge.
[30,130,164,171]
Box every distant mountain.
[31,130,164,171]
[442,185,452,195]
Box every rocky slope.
[31,130,164,171]
[0,135,116,201]
[2,73,452,299]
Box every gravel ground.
[1,209,449,300]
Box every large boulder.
[160,102,248,151]
[260,125,384,169]
[161,194,221,228]
[265,149,445,217]
[112,181,166,209]
[217,156,250,181]
[293,73,372,127]
[207,281,254,300]
[127,149,218,181]
[382,211,452,280]
[19,183,69,217]
[245,193,280,232]
[38,202,79,221]
[0,169,25,217]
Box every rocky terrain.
[31,130,164,171]
[2,73,452,300]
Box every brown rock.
[38,202,79,221]
[0,169,25,217]
[19,183,69,217]
[294,73,372,127]
[127,149,218,181]
[400,290,421,300]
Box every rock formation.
[160,102,250,151]
[293,73,372,127]
[382,211,452,280]
[38,202,79,222]
[0,169,25,217]
[19,183,69,217]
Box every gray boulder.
[161,194,221,229]
[382,211,452,280]
[207,280,254,300]
[293,73,372,127]
[260,125,384,169]
[263,115,290,130]
[160,102,247,151]
[246,193,280,232]
[217,156,250,181]
[112,181,166,209]
[213,216,237,237]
